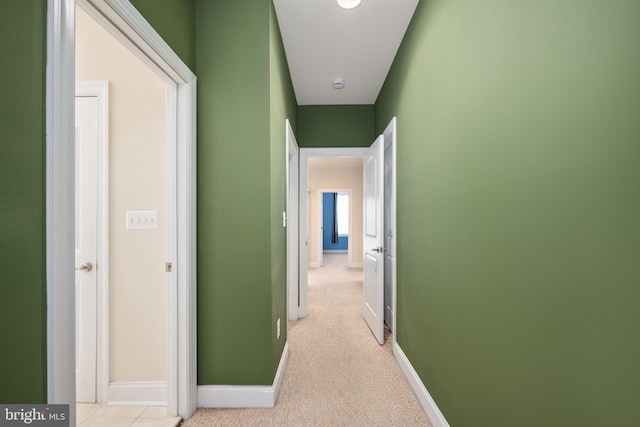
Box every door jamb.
[299,148,368,318]
[46,0,76,413]
[47,0,197,420]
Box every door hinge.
[166,262,173,273]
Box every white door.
[383,142,394,331]
[75,96,99,402]
[363,135,385,344]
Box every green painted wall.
[298,105,374,147]
[196,0,271,385]
[197,0,294,385]
[0,0,47,403]
[130,0,196,71]
[375,1,640,426]
[269,3,297,373]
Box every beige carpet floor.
[183,254,432,426]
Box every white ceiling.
[273,0,419,105]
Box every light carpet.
[183,254,432,426]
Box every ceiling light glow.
[337,0,362,10]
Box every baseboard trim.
[323,250,347,254]
[308,262,321,268]
[348,263,363,269]
[393,343,450,427]
[272,342,289,404]
[106,381,167,406]
[198,342,289,408]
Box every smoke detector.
[332,79,345,90]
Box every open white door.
[363,135,385,344]
[75,95,99,402]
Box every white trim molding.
[107,381,167,406]
[177,77,198,419]
[104,0,192,82]
[46,0,76,417]
[198,343,290,408]
[393,343,450,427]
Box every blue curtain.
[331,193,339,244]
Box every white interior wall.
[76,7,167,382]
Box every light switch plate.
[126,210,158,230]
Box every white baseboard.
[308,262,321,268]
[348,263,363,269]
[198,342,289,408]
[272,342,288,403]
[393,343,450,427]
[107,381,167,406]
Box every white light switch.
[126,210,158,230]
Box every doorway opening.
[298,152,365,319]
[294,118,397,343]
[47,0,197,421]
[319,190,352,267]
[75,3,170,407]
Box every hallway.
[183,254,432,426]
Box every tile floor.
[77,404,182,426]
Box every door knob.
[372,247,383,253]
[75,262,93,272]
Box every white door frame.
[299,148,368,318]
[298,135,396,342]
[75,81,110,404]
[286,120,300,321]
[47,0,197,421]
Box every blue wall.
[322,193,348,251]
